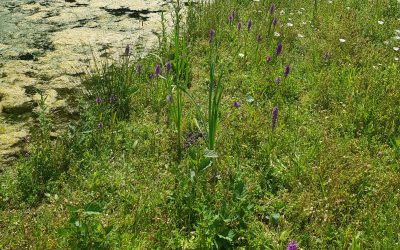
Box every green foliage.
[60,202,114,250]
[16,94,67,204]
[1,0,400,249]
[207,52,224,152]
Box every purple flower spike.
[247,19,252,31]
[275,77,281,84]
[167,95,172,103]
[238,21,242,31]
[110,95,117,104]
[155,64,161,75]
[324,52,329,61]
[272,106,279,130]
[137,64,142,74]
[270,4,275,15]
[257,34,262,43]
[229,15,233,25]
[98,123,104,129]
[233,101,240,108]
[124,44,130,56]
[166,60,171,72]
[96,96,102,104]
[209,29,215,43]
[287,241,298,250]
[267,56,272,63]
[149,73,155,79]
[284,65,291,77]
[273,17,278,27]
[276,42,283,56]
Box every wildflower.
[98,123,104,129]
[137,63,142,74]
[275,77,281,84]
[324,52,329,61]
[273,17,278,27]
[257,34,262,43]
[297,33,304,38]
[229,15,233,25]
[167,95,172,103]
[124,44,130,56]
[270,3,275,15]
[109,95,116,104]
[276,42,283,56]
[284,65,290,77]
[96,96,102,104]
[287,22,293,27]
[238,21,242,31]
[266,56,272,63]
[378,20,384,25]
[247,19,252,31]
[394,47,399,51]
[233,101,240,108]
[238,53,245,58]
[155,64,161,75]
[274,32,281,37]
[209,29,215,43]
[287,241,298,250]
[149,73,155,79]
[166,60,171,73]
[272,106,279,130]
[339,38,346,43]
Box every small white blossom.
[297,34,304,38]
[274,32,281,37]
[339,38,346,43]
[287,23,293,27]
[378,20,384,25]
[238,53,245,58]
[393,47,400,51]
[384,41,389,45]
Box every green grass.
[1,0,399,249]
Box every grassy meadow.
[1,0,400,249]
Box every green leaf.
[84,202,103,215]
[272,213,280,224]
[246,95,254,103]
[190,170,196,182]
[204,149,218,158]
[218,230,235,242]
